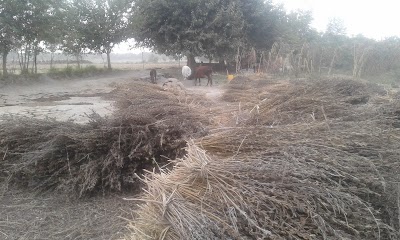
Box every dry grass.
[0,81,208,197]
[1,73,399,239]
[127,77,400,239]
[127,140,398,239]
[223,76,388,126]
[0,189,134,240]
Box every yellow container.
[227,74,234,81]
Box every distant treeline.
[5,52,180,65]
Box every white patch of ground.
[0,97,114,124]
[0,71,144,123]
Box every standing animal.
[181,66,192,80]
[150,69,157,84]
[192,66,213,86]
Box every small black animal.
[150,69,157,84]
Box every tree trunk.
[26,44,31,74]
[186,54,196,69]
[106,50,112,70]
[186,54,196,79]
[76,54,80,69]
[219,59,227,74]
[50,52,54,69]
[328,48,338,76]
[235,46,241,74]
[33,51,37,74]
[2,51,8,76]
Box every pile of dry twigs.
[0,81,207,197]
[128,77,400,239]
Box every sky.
[113,0,399,53]
[274,0,400,40]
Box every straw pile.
[221,76,278,105]
[252,78,386,125]
[127,77,400,239]
[0,81,207,196]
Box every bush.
[47,65,107,79]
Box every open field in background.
[4,60,400,90]
[0,68,399,239]
[4,62,184,75]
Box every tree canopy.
[0,0,21,74]
[130,0,284,63]
[0,0,60,74]
[78,0,132,69]
[60,0,131,70]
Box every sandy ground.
[0,71,141,123]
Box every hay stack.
[128,78,400,239]
[0,82,207,196]
[222,77,388,126]
[222,76,278,105]
[127,141,397,239]
[249,78,387,126]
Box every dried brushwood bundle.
[222,76,277,104]
[223,77,387,125]
[128,78,400,239]
[0,82,207,196]
[127,142,398,239]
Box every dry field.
[0,67,399,239]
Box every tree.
[10,0,61,74]
[326,17,347,36]
[43,1,69,69]
[130,0,283,67]
[239,0,283,50]
[283,10,318,44]
[0,0,23,76]
[60,0,88,68]
[78,0,131,70]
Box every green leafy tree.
[60,0,90,68]
[239,0,283,50]
[283,10,318,44]
[43,1,69,69]
[0,0,23,75]
[12,0,61,74]
[130,0,283,67]
[79,0,131,70]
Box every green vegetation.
[130,0,285,66]
[0,0,131,75]
[47,66,107,79]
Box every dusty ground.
[0,69,225,123]
[0,67,226,240]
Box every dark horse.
[190,66,213,86]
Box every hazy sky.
[274,0,399,39]
[114,0,398,53]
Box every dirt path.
[0,70,225,123]
[0,71,137,123]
